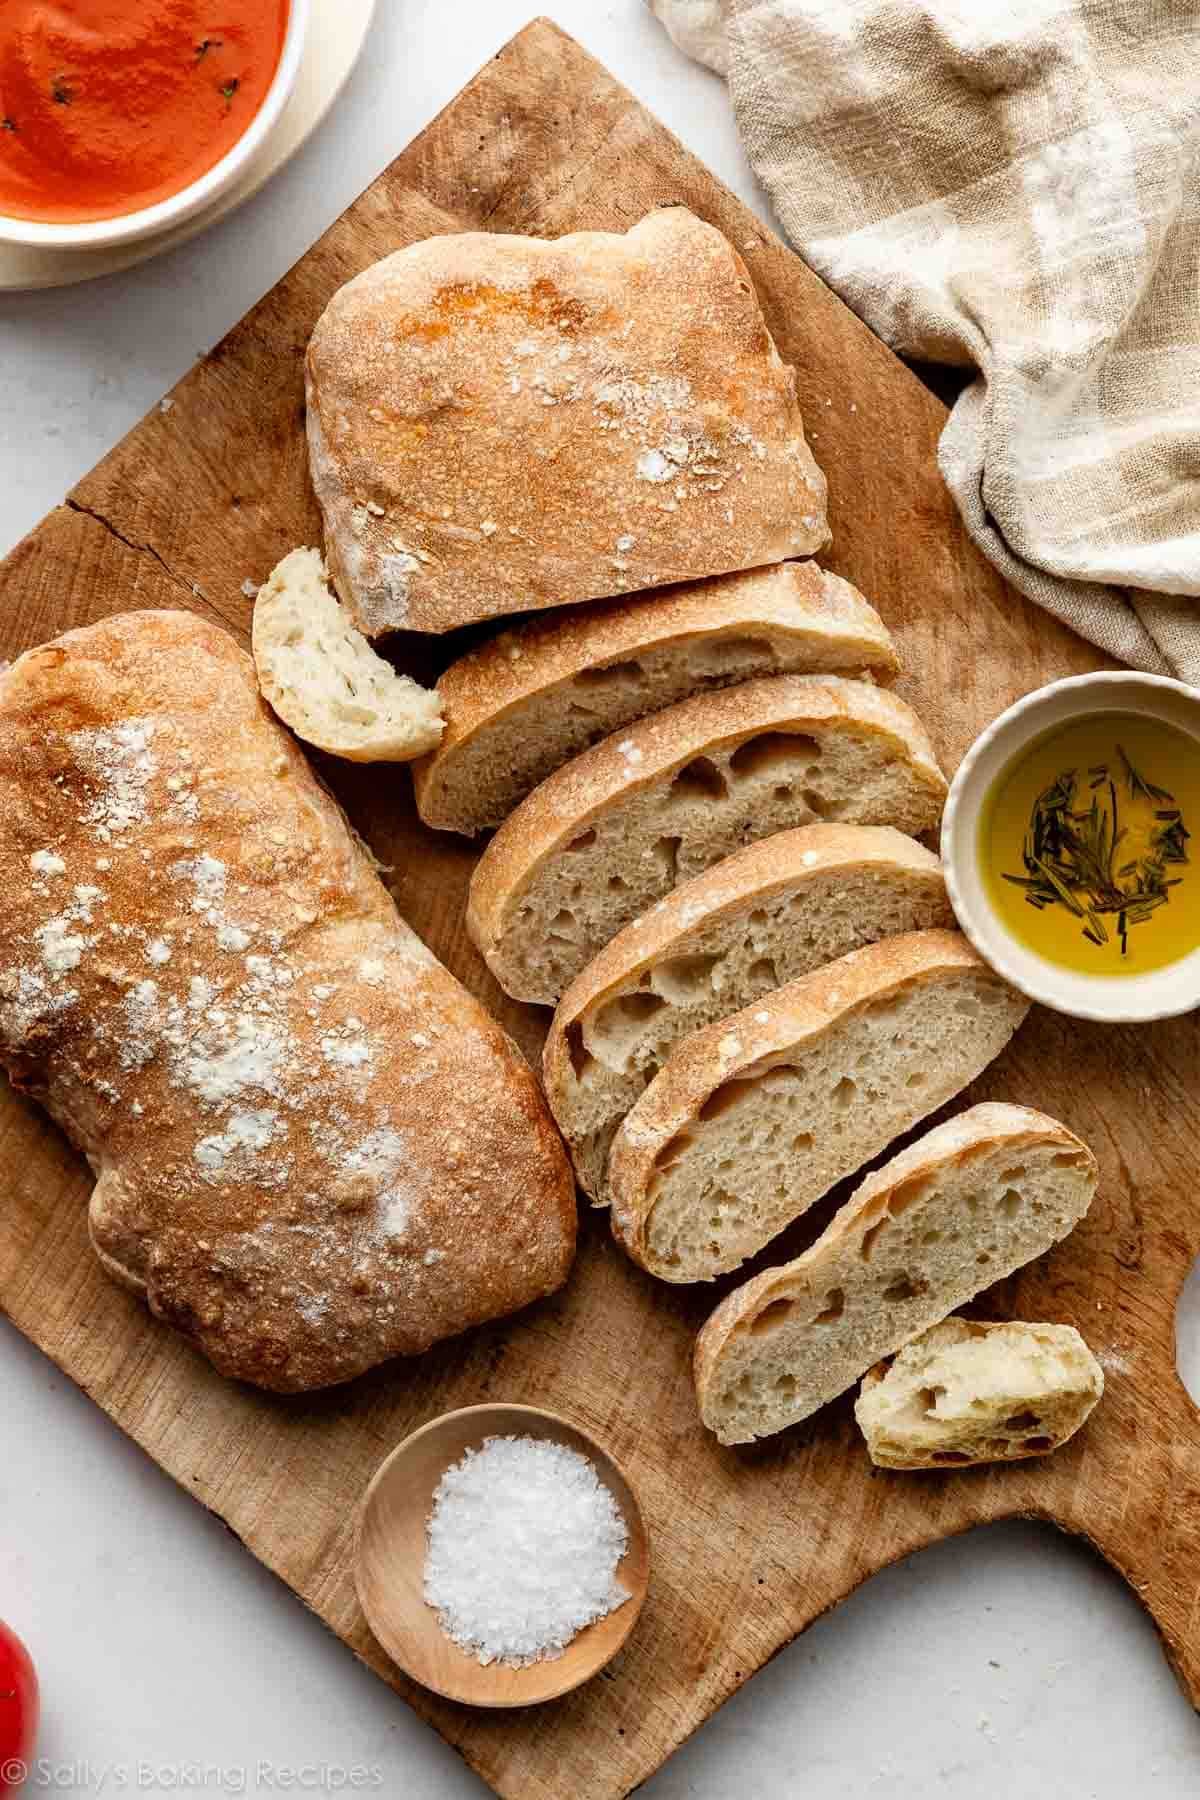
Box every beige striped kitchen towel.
[651,0,1200,681]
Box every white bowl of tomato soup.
[942,671,1200,1023]
[0,0,309,250]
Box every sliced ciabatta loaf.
[252,548,443,762]
[467,675,948,1005]
[413,563,899,834]
[694,1104,1097,1445]
[545,825,952,1207]
[608,932,1030,1282]
[855,1318,1104,1469]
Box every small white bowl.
[0,0,310,252]
[942,671,1200,1023]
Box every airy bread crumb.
[608,933,1029,1283]
[414,563,899,835]
[693,1103,1097,1444]
[544,825,952,1207]
[468,674,948,1006]
[855,1318,1104,1469]
[252,548,443,763]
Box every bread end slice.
[855,1318,1104,1468]
[252,548,444,763]
[694,1103,1097,1445]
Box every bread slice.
[251,548,443,762]
[608,932,1030,1282]
[305,207,828,637]
[413,563,899,834]
[694,1104,1097,1445]
[855,1318,1104,1469]
[467,675,948,1005]
[545,825,952,1207]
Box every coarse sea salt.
[423,1435,629,1669]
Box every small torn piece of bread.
[855,1318,1104,1469]
[413,562,899,836]
[693,1104,1097,1445]
[252,548,443,762]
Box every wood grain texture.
[1,20,1198,1798]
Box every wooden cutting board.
[2,20,1198,1798]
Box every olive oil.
[981,713,1199,975]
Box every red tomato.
[0,1622,37,1793]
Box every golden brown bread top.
[306,207,829,635]
[0,610,576,1392]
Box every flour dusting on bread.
[306,208,828,635]
[0,610,576,1391]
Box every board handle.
[1040,1366,1200,1708]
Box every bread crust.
[0,611,576,1392]
[607,933,1028,1272]
[466,674,948,991]
[692,1104,1094,1433]
[412,562,898,833]
[306,208,829,636]
[543,825,950,1201]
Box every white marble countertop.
[3,4,1200,1795]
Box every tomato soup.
[0,1,290,224]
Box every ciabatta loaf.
[608,932,1030,1282]
[544,826,951,1206]
[306,207,828,636]
[0,611,576,1393]
[468,675,948,1005]
[855,1318,1104,1469]
[253,548,443,762]
[413,563,898,834]
[694,1105,1097,1445]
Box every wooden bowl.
[355,1403,650,1707]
